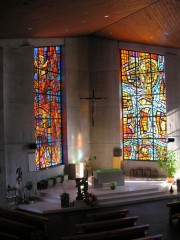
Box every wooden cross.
[80,89,106,126]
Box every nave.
[3,179,180,240]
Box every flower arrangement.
[85,192,99,207]
[84,156,96,177]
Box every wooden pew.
[0,217,39,240]
[0,207,48,236]
[0,231,20,240]
[166,201,180,222]
[86,208,129,222]
[132,234,163,240]
[76,216,138,233]
[61,224,150,240]
[174,213,180,221]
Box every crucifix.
[80,89,106,126]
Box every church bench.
[174,213,180,221]
[86,208,129,221]
[37,175,68,189]
[166,201,180,222]
[0,208,48,236]
[57,174,68,182]
[76,216,138,233]
[0,217,41,240]
[37,180,48,190]
[61,224,150,240]
[0,230,20,240]
[132,234,163,240]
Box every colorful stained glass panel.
[34,46,62,169]
[121,50,167,161]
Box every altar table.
[91,168,124,188]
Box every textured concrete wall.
[89,38,120,169]
[65,38,90,165]
[4,46,35,187]
[0,47,6,206]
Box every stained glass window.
[34,46,62,170]
[120,50,167,161]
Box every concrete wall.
[89,38,120,169]
[65,38,90,165]
[4,46,35,187]
[0,47,6,206]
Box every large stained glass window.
[120,50,166,161]
[34,46,62,170]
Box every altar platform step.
[96,187,171,206]
[17,179,180,214]
[35,182,177,207]
[35,188,165,206]
[36,191,76,205]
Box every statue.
[16,166,22,184]
[16,166,23,203]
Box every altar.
[90,168,124,189]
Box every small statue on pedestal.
[16,166,23,203]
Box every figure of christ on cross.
[80,89,106,126]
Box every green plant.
[157,148,177,178]
[109,181,117,190]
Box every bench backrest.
[61,224,150,240]
[76,216,138,233]
[0,231,20,240]
[0,217,37,240]
[132,234,163,240]
[167,202,180,214]
[0,208,48,233]
[86,208,129,221]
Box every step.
[98,191,171,206]
[98,190,167,205]
[96,187,160,198]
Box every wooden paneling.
[0,0,179,48]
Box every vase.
[167,177,174,183]
[110,185,116,190]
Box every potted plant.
[157,148,177,182]
[109,181,117,190]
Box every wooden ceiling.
[0,0,180,48]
